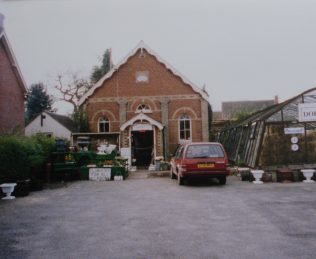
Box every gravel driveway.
[1,175,316,259]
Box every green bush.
[0,134,55,183]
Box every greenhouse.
[218,87,316,170]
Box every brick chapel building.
[0,14,27,133]
[78,41,211,166]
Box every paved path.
[1,176,316,259]
[129,170,170,179]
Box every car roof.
[182,142,222,146]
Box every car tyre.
[170,168,176,179]
[218,176,226,185]
[178,173,184,185]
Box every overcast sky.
[1,0,316,114]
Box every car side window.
[176,146,184,158]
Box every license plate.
[197,163,214,168]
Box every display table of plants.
[77,151,128,181]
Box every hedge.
[0,134,55,183]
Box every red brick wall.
[85,49,207,154]
[90,49,197,99]
[0,41,25,133]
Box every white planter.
[301,169,315,183]
[251,170,264,184]
[0,183,17,200]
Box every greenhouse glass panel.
[266,110,282,122]
[303,89,316,101]
[282,99,301,121]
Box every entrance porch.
[120,113,164,169]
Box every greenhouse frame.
[218,88,316,170]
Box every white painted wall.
[25,112,72,140]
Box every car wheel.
[218,176,226,185]
[170,168,176,179]
[178,173,184,185]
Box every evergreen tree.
[26,83,54,123]
[71,106,89,132]
[90,49,113,84]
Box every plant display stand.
[0,183,17,200]
[251,170,264,184]
[301,169,315,183]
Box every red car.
[170,142,229,185]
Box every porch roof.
[120,113,164,131]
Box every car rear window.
[185,144,225,158]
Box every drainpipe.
[162,127,166,160]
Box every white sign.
[132,123,153,131]
[291,144,299,152]
[291,136,298,144]
[298,103,316,122]
[89,168,111,181]
[284,127,304,135]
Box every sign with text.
[298,103,316,122]
[89,168,111,181]
[284,127,304,135]
[132,123,153,131]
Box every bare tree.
[55,73,91,113]
[54,73,92,132]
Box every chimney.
[274,95,279,104]
[0,13,4,30]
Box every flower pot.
[0,183,17,200]
[12,179,30,197]
[301,169,315,183]
[238,167,251,181]
[251,170,264,184]
[276,168,293,182]
[261,172,272,183]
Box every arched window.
[136,104,151,113]
[99,117,109,133]
[179,114,191,140]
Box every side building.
[0,14,27,133]
[218,88,316,171]
[77,41,211,167]
[25,112,77,140]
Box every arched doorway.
[131,128,154,167]
[120,113,164,169]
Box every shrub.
[0,134,55,183]
[0,135,29,182]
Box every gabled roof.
[79,41,209,105]
[0,21,27,94]
[45,112,77,132]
